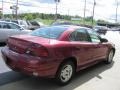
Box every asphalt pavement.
[0,46,11,74]
[0,31,120,90]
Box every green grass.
[68,20,96,26]
[39,19,96,26]
[40,19,54,25]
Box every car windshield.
[31,26,67,39]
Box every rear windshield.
[30,26,68,39]
[30,21,39,26]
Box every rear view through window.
[31,26,67,39]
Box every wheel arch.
[56,57,77,74]
[55,56,77,85]
[63,57,77,70]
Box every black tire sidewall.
[105,50,114,64]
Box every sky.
[0,0,120,22]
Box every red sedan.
[1,25,115,85]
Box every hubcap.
[60,65,73,83]
[108,51,114,63]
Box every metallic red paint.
[1,26,115,78]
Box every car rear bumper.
[1,47,60,78]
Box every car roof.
[50,25,92,30]
[0,21,18,25]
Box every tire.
[55,61,75,85]
[105,50,114,64]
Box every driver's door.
[87,29,108,60]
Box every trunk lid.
[7,35,51,54]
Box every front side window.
[70,28,90,42]
[87,29,101,43]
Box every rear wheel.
[55,61,75,85]
[105,50,114,64]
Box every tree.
[23,13,33,20]
[0,11,2,19]
[85,16,93,21]
[97,19,108,23]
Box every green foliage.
[41,19,54,25]
[85,16,93,21]
[23,13,33,20]
[97,19,109,23]
[3,13,96,26]
[4,13,77,21]
[0,11,2,19]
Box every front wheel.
[105,50,114,64]
[55,61,75,85]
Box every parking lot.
[0,31,120,90]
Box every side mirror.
[101,38,108,43]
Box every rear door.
[8,23,21,35]
[7,23,27,36]
[69,28,95,67]
[87,29,108,60]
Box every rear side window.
[70,28,90,42]
[31,26,67,39]
[8,23,21,30]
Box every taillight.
[26,44,49,57]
